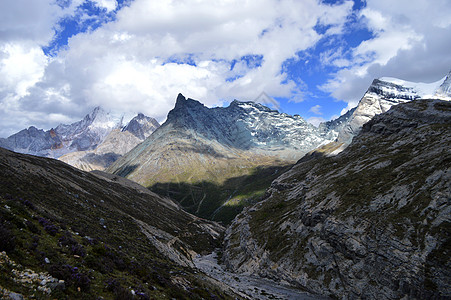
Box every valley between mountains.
[1,73,450,299]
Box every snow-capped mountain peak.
[336,72,451,143]
[0,107,159,160]
[435,70,451,99]
[378,76,446,99]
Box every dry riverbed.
[194,252,326,300]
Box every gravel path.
[194,252,326,300]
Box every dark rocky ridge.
[108,93,338,223]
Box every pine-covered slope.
[0,147,234,299]
[223,99,451,299]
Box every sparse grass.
[0,148,235,299]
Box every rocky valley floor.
[194,251,325,300]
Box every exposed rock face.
[167,94,333,159]
[0,126,63,157]
[337,75,449,143]
[223,99,451,299]
[109,93,335,184]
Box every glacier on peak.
[378,76,445,99]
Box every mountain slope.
[108,94,333,223]
[59,113,160,171]
[0,147,232,299]
[223,99,451,299]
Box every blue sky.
[0,0,450,136]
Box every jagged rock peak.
[230,99,278,113]
[122,113,160,140]
[176,92,186,104]
[173,93,205,109]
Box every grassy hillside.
[0,147,235,299]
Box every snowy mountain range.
[1,71,449,174]
[0,107,160,169]
[109,70,451,185]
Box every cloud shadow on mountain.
[113,164,139,178]
[149,164,292,225]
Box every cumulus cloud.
[321,0,451,112]
[92,0,118,12]
[0,0,87,136]
[0,0,355,136]
[1,0,449,137]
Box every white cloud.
[309,105,322,115]
[92,0,117,12]
[1,0,449,138]
[321,0,451,107]
[307,116,325,127]
[0,43,47,97]
[0,0,356,136]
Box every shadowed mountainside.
[150,164,292,225]
[0,147,239,299]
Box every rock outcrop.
[223,99,451,299]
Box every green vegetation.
[150,164,291,224]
